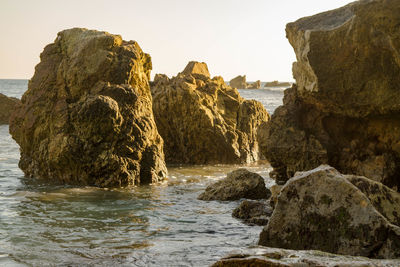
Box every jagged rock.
[247,80,261,89]
[229,75,247,89]
[151,62,269,164]
[0,93,20,125]
[259,165,400,259]
[9,28,167,187]
[212,247,400,267]
[259,0,400,190]
[264,81,292,88]
[232,200,272,225]
[198,169,271,201]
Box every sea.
[0,79,285,266]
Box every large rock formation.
[9,28,167,187]
[212,247,400,267]
[259,0,400,190]
[259,165,400,259]
[229,75,247,89]
[0,93,20,125]
[247,80,261,89]
[151,62,269,164]
[264,81,291,88]
[198,169,271,201]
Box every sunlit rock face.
[259,165,400,259]
[10,28,167,187]
[259,0,400,190]
[151,61,269,164]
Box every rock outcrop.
[232,200,272,225]
[259,165,400,259]
[0,93,20,125]
[229,75,247,89]
[264,81,291,88]
[212,247,400,267]
[247,80,261,89]
[259,0,400,190]
[9,28,167,187]
[151,62,269,164]
[198,169,271,201]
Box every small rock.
[232,200,272,225]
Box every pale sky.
[0,0,355,81]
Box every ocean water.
[0,79,284,266]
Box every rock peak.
[181,61,210,79]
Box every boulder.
[9,28,167,187]
[151,62,269,164]
[232,200,272,225]
[212,247,400,267]
[198,169,271,201]
[259,0,400,190]
[229,75,247,89]
[0,93,20,125]
[247,80,261,89]
[259,165,400,259]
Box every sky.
[0,0,355,81]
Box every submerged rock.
[229,75,247,89]
[212,247,400,267]
[151,62,269,164]
[9,28,167,187]
[259,0,400,190]
[198,169,271,201]
[232,200,272,226]
[0,93,20,125]
[259,165,400,259]
[247,80,261,89]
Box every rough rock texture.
[212,247,400,267]
[0,93,20,125]
[259,0,400,190]
[198,169,271,201]
[151,62,269,164]
[229,75,247,89]
[232,200,272,225]
[264,81,291,88]
[247,80,261,89]
[9,28,167,187]
[259,165,400,259]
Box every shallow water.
[0,80,281,266]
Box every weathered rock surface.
[9,28,167,187]
[264,81,291,88]
[212,247,400,267]
[198,169,271,201]
[229,75,247,89]
[151,62,269,164]
[0,93,20,125]
[259,165,400,259]
[259,0,400,190]
[232,200,272,225]
[247,80,261,89]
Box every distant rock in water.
[9,28,167,187]
[264,80,291,87]
[229,75,247,89]
[259,0,400,190]
[259,165,400,259]
[198,169,271,201]
[151,61,269,164]
[0,93,20,125]
[247,80,261,89]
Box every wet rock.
[232,200,272,225]
[151,62,269,164]
[247,80,261,89]
[198,169,271,201]
[212,247,400,267]
[259,0,400,190]
[229,75,247,89]
[259,165,400,259]
[0,93,20,125]
[9,28,167,187]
